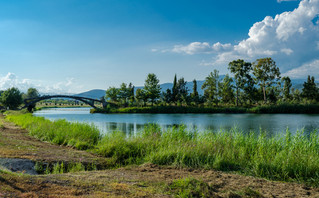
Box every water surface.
[34,108,319,136]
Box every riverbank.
[1,112,319,197]
[91,104,319,114]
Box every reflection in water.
[34,108,319,137]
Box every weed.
[168,177,217,198]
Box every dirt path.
[1,114,319,197]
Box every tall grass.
[95,125,319,185]
[6,113,101,150]
[5,112,319,185]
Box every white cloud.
[0,73,82,94]
[281,48,294,55]
[171,42,232,55]
[277,0,299,3]
[167,0,319,78]
[283,59,319,78]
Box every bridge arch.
[22,95,107,111]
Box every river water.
[33,108,319,136]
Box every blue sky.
[0,0,318,93]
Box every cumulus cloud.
[166,0,319,78]
[0,73,81,94]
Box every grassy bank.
[91,104,319,114]
[6,113,101,150]
[5,112,319,186]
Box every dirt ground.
[1,114,319,197]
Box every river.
[33,107,319,136]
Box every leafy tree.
[201,69,220,106]
[252,57,281,103]
[105,87,119,102]
[291,88,301,103]
[144,73,161,105]
[162,89,173,104]
[118,83,130,107]
[176,77,189,104]
[281,76,292,102]
[25,88,40,111]
[228,59,252,106]
[135,88,147,106]
[26,87,40,98]
[302,75,319,101]
[219,74,234,104]
[0,87,23,109]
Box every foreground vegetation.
[5,112,319,186]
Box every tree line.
[105,57,319,107]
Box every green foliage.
[0,87,23,110]
[228,59,253,106]
[135,88,147,106]
[105,87,120,102]
[281,76,292,101]
[302,75,319,101]
[94,125,319,185]
[219,74,234,104]
[168,177,216,198]
[144,73,161,105]
[201,69,219,106]
[26,87,40,98]
[253,58,281,103]
[6,112,319,185]
[6,113,101,150]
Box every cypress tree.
[172,74,178,104]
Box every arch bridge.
[22,95,107,111]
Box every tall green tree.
[201,69,220,106]
[228,59,252,106]
[144,73,161,105]
[252,57,281,103]
[302,75,319,101]
[105,87,119,102]
[135,88,147,106]
[172,74,178,104]
[0,87,23,109]
[191,79,199,105]
[281,76,292,102]
[118,83,131,107]
[128,82,135,104]
[176,77,188,103]
[219,74,234,104]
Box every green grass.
[5,112,319,186]
[167,177,216,198]
[94,125,319,185]
[6,113,101,150]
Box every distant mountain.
[73,89,106,100]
